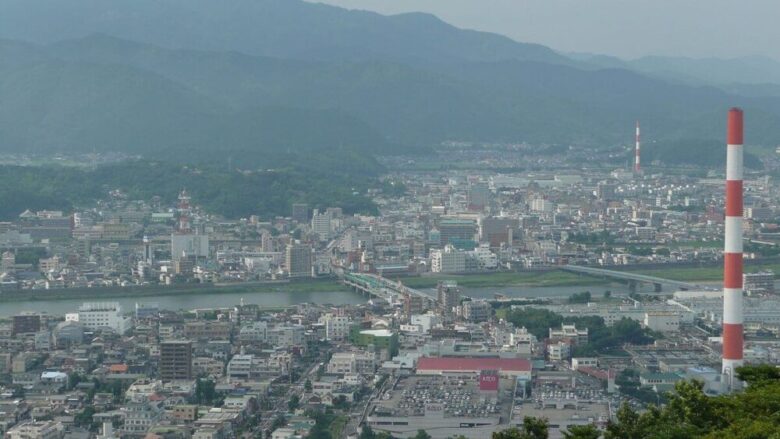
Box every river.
[0,282,649,317]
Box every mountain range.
[1,0,780,168]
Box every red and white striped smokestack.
[634,121,641,173]
[722,107,744,382]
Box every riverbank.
[399,271,610,289]
[623,261,780,282]
[0,278,349,303]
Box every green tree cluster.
[506,309,655,355]
[0,161,379,220]
[490,365,780,439]
[568,291,592,304]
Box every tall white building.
[311,209,333,241]
[431,245,466,273]
[319,314,351,341]
[76,302,131,335]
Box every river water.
[0,282,648,318]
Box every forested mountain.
[1,0,780,165]
[0,0,568,66]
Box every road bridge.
[341,272,435,302]
[561,265,716,292]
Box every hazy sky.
[316,0,779,60]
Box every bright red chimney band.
[723,253,743,289]
[727,108,743,145]
[725,180,743,217]
[722,323,744,359]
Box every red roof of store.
[417,357,531,372]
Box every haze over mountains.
[2,0,780,166]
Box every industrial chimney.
[634,121,641,173]
[722,107,744,386]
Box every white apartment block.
[643,312,681,333]
[431,245,466,273]
[6,421,64,439]
[76,302,131,335]
[327,351,376,375]
[319,314,351,341]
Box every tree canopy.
[490,365,780,439]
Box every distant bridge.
[341,272,435,303]
[561,265,716,292]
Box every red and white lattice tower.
[177,189,192,234]
[634,121,641,173]
[722,108,744,384]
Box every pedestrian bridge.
[561,265,716,292]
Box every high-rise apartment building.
[467,182,491,211]
[285,242,312,278]
[311,209,333,241]
[292,203,309,223]
[160,340,193,381]
[438,218,477,247]
[437,281,460,320]
[12,312,42,335]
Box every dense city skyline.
[2,1,780,439]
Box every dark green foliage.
[287,394,300,411]
[615,369,662,405]
[0,161,378,220]
[505,308,563,339]
[270,415,286,433]
[411,430,431,439]
[506,308,654,354]
[359,426,376,439]
[8,247,47,268]
[194,378,220,405]
[74,406,95,428]
[562,425,600,439]
[736,364,780,386]
[379,180,408,197]
[568,232,615,246]
[332,395,349,410]
[492,417,549,439]
[571,317,654,356]
[301,410,349,439]
[744,241,780,257]
[627,246,654,256]
[568,291,592,304]
[603,365,780,438]
[3,6,780,157]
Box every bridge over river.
[561,265,717,292]
[341,272,435,302]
